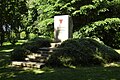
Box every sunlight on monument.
[54,15,73,42]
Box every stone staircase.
[11,42,61,69]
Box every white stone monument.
[54,15,73,42]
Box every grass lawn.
[0,41,120,80]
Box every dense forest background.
[0,0,120,48]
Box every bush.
[20,31,26,39]
[23,44,39,53]
[11,47,31,61]
[22,37,52,52]
[30,37,52,47]
[29,33,38,40]
[47,38,120,67]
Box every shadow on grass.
[0,52,11,67]
[0,67,120,80]
[0,44,22,51]
[0,44,22,67]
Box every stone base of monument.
[50,42,61,48]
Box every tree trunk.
[25,31,30,39]
[16,32,20,39]
[0,31,5,46]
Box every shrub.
[30,37,52,48]
[22,37,52,52]
[47,38,120,67]
[20,31,26,39]
[29,33,38,40]
[23,44,39,53]
[11,47,31,61]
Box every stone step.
[11,61,45,68]
[11,43,61,69]
[27,53,42,57]
[27,53,49,59]
[50,42,61,48]
[38,47,60,53]
[25,53,49,62]
[25,57,47,62]
[38,42,61,52]
[40,53,50,58]
[28,58,46,63]
[37,50,53,54]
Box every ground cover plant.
[47,38,120,67]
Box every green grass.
[0,41,120,80]
[0,67,120,80]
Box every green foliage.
[22,37,52,52]
[73,18,120,48]
[25,0,94,37]
[20,31,26,39]
[11,47,31,61]
[19,0,120,38]
[24,0,57,37]
[80,5,96,15]
[47,38,120,67]
[0,0,28,25]
[9,31,18,45]
[30,37,52,47]
[29,33,38,40]
[1,0,120,46]
[1,41,120,80]
[0,0,28,45]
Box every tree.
[25,0,57,37]
[25,0,89,37]
[73,0,120,48]
[1,0,119,47]
[0,0,28,45]
[23,0,120,48]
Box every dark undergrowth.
[0,40,120,80]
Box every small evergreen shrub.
[22,37,52,52]
[11,47,31,61]
[30,37,52,48]
[23,45,39,53]
[47,38,120,67]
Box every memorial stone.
[54,15,73,42]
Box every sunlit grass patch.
[29,67,54,74]
[2,40,28,46]
[0,49,13,53]
[2,42,11,46]
[0,40,27,52]
[104,62,120,67]
[0,40,28,67]
[16,40,28,45]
